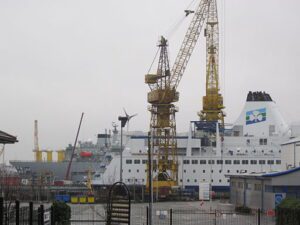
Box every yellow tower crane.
[198,0,225,127]
[145,0,219,198]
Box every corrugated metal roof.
[281,137,300,146]
[226,167,300,179]
[0,130,18,144]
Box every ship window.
[134,159,140,164]
[208,160,215,164]
[193,170,196,173]
[203,179,206,181]
[200,160,206,164]
[276,160,281,165]
[145,169,147,173]
[250,160,257,164]
[211,170,213,173]
[183,160,190,164]
[142,179,145,182]
[227,179,230,183]
[192,160,198,164]
[225,160,231,165]
[260,138,267,145]
[236,170,239,173]
[247,139,250,145]
[137,169,139,173]
[219,179,222,183]
[217,160,223,164]
[180,179,182,182]
[128,169,131,173]
[194,179,197,183]
[233,160,240,164]
[219,170,222,173]
[267,160,274,165]
[184,170,186,173]
[227,170,230,173]
[126,160,132,164]
[259,160,266,165]
[242,160,248,165]
[211,179,214,183]
[203,170,206,173]
[187,179,190,183]
[142,160,147,164]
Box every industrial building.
[227,167,300,211]
[281,137,300,170]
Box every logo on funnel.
[246,108,266,125]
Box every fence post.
[214,209,217,225]
[40,205,44,225]
[170,208,173,225]
[146,206,149,225]
[0,197,3,225]
[50,206,54,225]
[15,200,20,225]
[29,202,33,225]
[258,208,261,225]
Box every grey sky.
[1,0,300,161]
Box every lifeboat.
[80,151,93,157]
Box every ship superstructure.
[92,91,293,191]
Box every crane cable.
[146,0,199,75]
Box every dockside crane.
[145,0,225,196]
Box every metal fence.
[68,204,106,224]
[0,198,47,225]
[132,206,276,225]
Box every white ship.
[93,91,298,192]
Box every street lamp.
[118,116,128,182]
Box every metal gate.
[106,182,131,225]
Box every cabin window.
[259,160,266,165]
[184,170,186,173]
[200,160,206,164]
[225,160,232,164]
[142,160,147,164]
[192,160,198,164]
[242,160,248,165]
[137,169,139,173]
[233,160,240,164]
[134,159,140,164]
[227,170,230,173]
[128,169,131,173]
[219,179,222,183]
[217,160,223,164]
[183,160,190,164]
[187,179,190,183]
[193,170,196,173]
[267,160,274,165]
[208,160,215,164]
[194,179,197,183]
[259,138,267,145]
[126,160,132,164]
[276,160,281,164]
[203,170,206,173]
[250,160,257,164]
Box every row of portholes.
[179,178,230,183]
[183,169,245,174]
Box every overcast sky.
[1,0,300,162]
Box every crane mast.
[145,37,178,190]
[199,0,225,126]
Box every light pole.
[118,116,128,182]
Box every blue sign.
[275,193,284,207]
[246,108,266,125]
